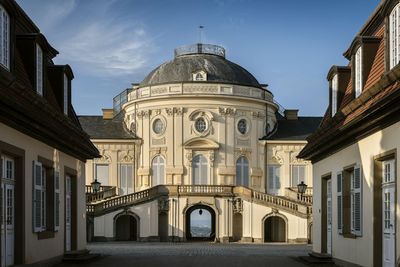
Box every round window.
[152,119,164,134]
[237,119,247,135]
[195,117,207,133]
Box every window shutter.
[337,172,343,234]
[32,161,43,233]
[54,170,60,231]
[353,166,362,236]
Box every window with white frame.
[1,155,14,179]
[54,170,60,231]
[33,161,46,232]
[267,165,281,195]
[236,156,249,186]
[331,74,338,116]
[192,155,208,185]
[0,5,10,70]
[390,3,400,69]
[63,73,68,115]
[354,46,363,98]
[151,156,165,186]
[36,44,43,95]
[95,164,109,185]
[291,165,306,187]
[120,164,133,195]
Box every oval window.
[237,119,247,135]
[195,117,207,133]
[153,119,164,134]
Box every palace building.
[0,0,99,266]
[82,43,322,243]
[299,0,400,266]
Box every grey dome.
[140,45,261,88]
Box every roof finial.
[198,25,204,44]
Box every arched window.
[390,3,400,69]
[236,156,249,186]
[151,156,165,186]
[192,155,208,185]
[0,5,10,70]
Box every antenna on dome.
[198,25,204,44]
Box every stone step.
[63,249,100,263]
[297,252,336,266]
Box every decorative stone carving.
[218,107,236,116]
[158,197,169,213]
[137,110,151,119]
[95,151,111,163]
[271,147,284,164]
[119,152,134,163]
[165,108,174,116]
[251,111,265,119]
[235,147,251,159]
[165,107,184,116]
[232,198,243,213]
[186,151,193,166]
[153,109,161,116]
[208,151,215,167]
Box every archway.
[264,216,286,242]
[185,205,216,241]
[115,214,138,241]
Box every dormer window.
[331,74,338,116]
[0,5,10,70]
[63,73,68,115]
[390,3,400,69]
[193,70,207,81]
[36,44,43,95]
[354,46,363,98]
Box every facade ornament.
[272,208,279,214]
[165,107,185,116]
[95,151,111,163]
[174,107,184,116]
[271,147,284,164]
[208,151,215,167]
[232,198,243,213]
[165,108,174,116]
[154,109,161,115]
[119,151,134,163]
[251,111,265,119]
[186,151,193,166]
[158,197,169,214]
[219,107,236,116]
[137,110,151,119]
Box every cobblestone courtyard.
[58,242,311,267]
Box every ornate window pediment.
[183,137,219,150]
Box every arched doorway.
[186,205,216,241]
[232,213,243,242]
[115,215,138,241]
[264,215,286,242]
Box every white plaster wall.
[0,122,87,264]
[312,121,400,267]
[94,200,158,238]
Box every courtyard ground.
[57,242,312,267]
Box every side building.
[299,1,400,266]
[0,0,99,266]
[80,44,322,244]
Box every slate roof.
[78,113,135,139]
[264,116,323,141]
[140,54,261,88]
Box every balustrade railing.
[87,185,312,217]
[86,186,117,203]
[284,187,313,204]
[85,185,114,194]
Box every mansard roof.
[299,15,400,162]
[78,112,136,140]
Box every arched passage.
[114,213,139,241]
[264,215,287,242]
[185,205,216,241]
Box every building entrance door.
[1,156,15,267]
[382,160,395,267]
[327,179,332,255]
[65,175,71,251]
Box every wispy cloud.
[33,0,77,32]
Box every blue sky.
[16,0,380,116]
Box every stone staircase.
[86,185,312,218]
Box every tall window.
[350,167,362,235]
[267,165,281,195]
[63,73,68,115]
[36,44,43,95]
[331,74,338,116]
[192,155,208,185]
[390,3,400,69]
[354,46,363,98]
[236,156,249,186]
[0,5,10,70]
[291,165,305,187]
[95,164,109,185]
[151,156,165,186]
[120,164,133,195]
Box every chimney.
[284,109,298,120]
[102,108,114,120]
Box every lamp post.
[297,181,308,202]
[91,178,101,193]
